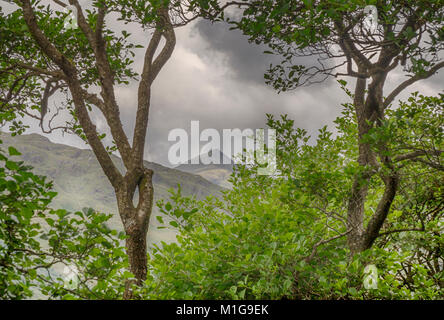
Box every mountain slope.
[176,149,233,188]
[0,132,224,245]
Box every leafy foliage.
[140,93,443,300]
[0,139,128,299]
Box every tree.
[0,0,227,297]
[214,0,444,254]
[0,138,127,299]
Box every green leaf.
[8,146,21,156]
[348,287,358,295]
[169,221,179,228]
[5,160,19,171]
[156,215,164,224]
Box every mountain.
[176,149,233,188]
[0,132,225,246]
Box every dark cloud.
[192,20,337,89]
[192,20,279,85]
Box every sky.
[1,2,443,167]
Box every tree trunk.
[117,168,154,299]
[123,227,148,299]
[347,72,395,255]
[346,75,369,254]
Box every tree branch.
[362,173,399,249]
[305,229,352,262]
[384,61,444,108]
[394,150,443,162]
[20,0,123,189]
[378,227,425,238]
[55,0,133,167]
[133,8,176,166]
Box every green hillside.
[0,132,225,246]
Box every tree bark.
[347,73,370,254]
[347,70,393,254]
[118,168,154,299]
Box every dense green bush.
[0,139,128,299]
[141,93,443,300]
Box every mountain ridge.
[0,132,225,245]
[176,149,233,188]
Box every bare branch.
[39,78,62,127]
[305,229,352,263]
[394,150,443,162]
[53,0,134,167]
[378,227,425,237]
[384,61,444,108]
[133,9,176,166]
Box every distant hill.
[0,132,225,246]
[176,149,233,188]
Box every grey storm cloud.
[192,19,281,85]
[191,20,337,88]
